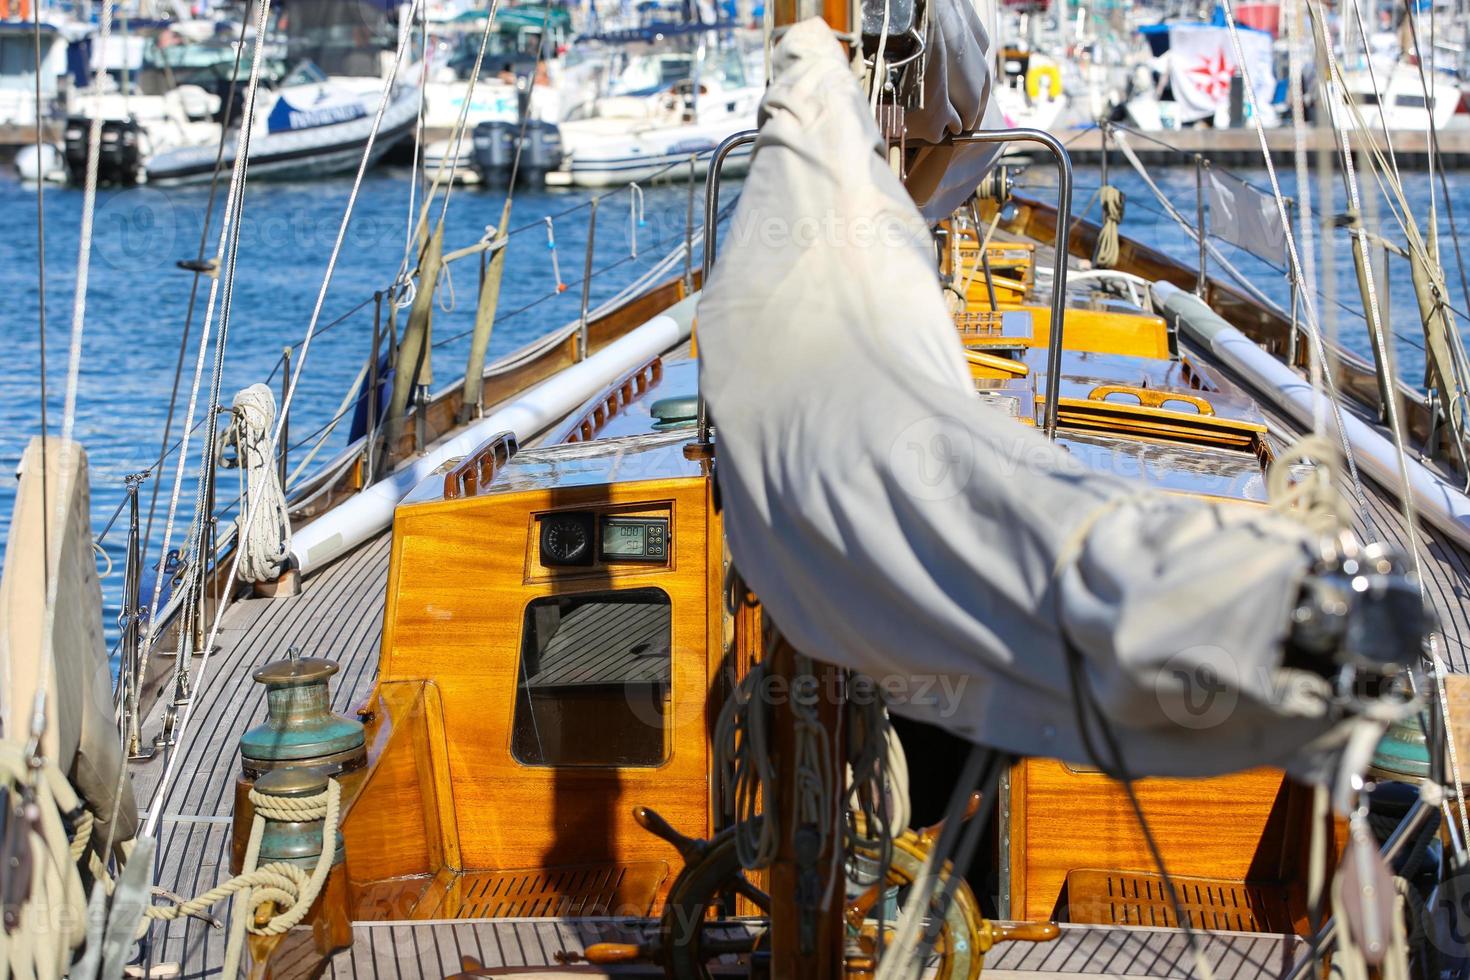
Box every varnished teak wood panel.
[374,474,713,900]
[1010,760,1306,927]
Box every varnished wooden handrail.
[564,356,664,444]
[1087,384,1214,415]
[442,430,519,499]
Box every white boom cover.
[698,20,1388,780]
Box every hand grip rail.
[442,430,518,499]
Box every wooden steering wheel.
[565,804,1058,979]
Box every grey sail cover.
[903,0,1006,222]
[698,20,1388,781]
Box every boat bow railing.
[947,128,1073,438]
[693,126,1074,440]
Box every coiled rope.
[1266,433,1351,536]
[844,680,909,886]
[1092,186,1125,270]
[0,744,89,980]
[714,660,778,870]
[219,384,291,583]
[147,779,341,980]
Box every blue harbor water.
[0,159,1467,643]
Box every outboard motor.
[517,120,564,187]
[64,115,146,185]
[471,120,515,185]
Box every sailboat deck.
[124,288,1469,978]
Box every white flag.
[1167,24,1275,122]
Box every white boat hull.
[145,84,421,185]
[547,142,752,186]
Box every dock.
[1057,123,1470,168]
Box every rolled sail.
[698,20,1374,782]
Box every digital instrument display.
[600,517,668,562]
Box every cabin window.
[510,588,672,767]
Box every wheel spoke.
[730,874,771,912]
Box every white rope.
[1266,433,1351,535]
[142,780,341,980]
[220,385,290,583]
[1093,185,1125,270]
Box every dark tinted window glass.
[511,589,671,767]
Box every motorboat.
[540,41,761,187]
[146,61,420,183]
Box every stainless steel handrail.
[693,126,1073,442]
[946,128,1073,438]
[702,130,760,282]
[696,129,760,444]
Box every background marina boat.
[0,17,85,162]
[419,3,576,182]
[146,64,420,182]
[544,42,759,186]
[52,26,232,183]
[1338,59,1461,133]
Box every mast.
[752,5,852,977]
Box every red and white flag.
[1167,24,1275,121]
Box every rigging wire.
[1285,0,1322,400]
[1297,0,1470,861]
[140,15,252,576]
[141,0,427,840]
[1306,0,1426,582]
[31,0,50,662]
[59,0,114,449]
[1186,0,1377,521]
[1400,1,1470,374]
[26,0,120,771]
[130,0,281,846]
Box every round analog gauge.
[543,518,589,564]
